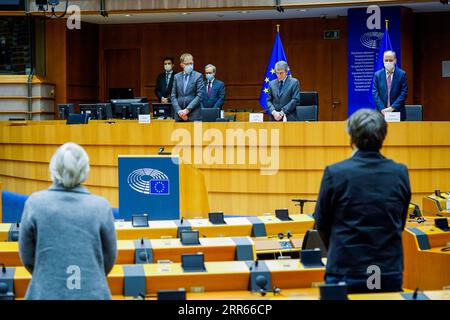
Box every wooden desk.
[10,259,326,299]
[0,237,256,267]
[1,121,449,216]
[403,223,450,290]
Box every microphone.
[255,275,267,296]
[292,199,318,214]
[1,263,6,273]
[180,217,184,225]
[413,288,419,300]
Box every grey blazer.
[171,70,205,121]
[19,184,117,300]
[266,76,301,121]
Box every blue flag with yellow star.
[259,32,290,113]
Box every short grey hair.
[275,61,289,72]
[205,64,216,73]
[346,109,387,151]
[180,53,194,63]
[49,143,90,188]
[384,50,396,59]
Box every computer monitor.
[201,108,221,122]
[80,104,99,120]
[58,104,74,120]
[132,214,149,228]
[157,289,186,300]
[180,230,200,246]
[66,113,89,125]
[109,88,134,100]
[152,103,173,119]
[181,253,206,272]
[96,103,113,120]
[208,212,226,225]
[130,103,150,119]
[111,98,147,119]
[275,209,292,221]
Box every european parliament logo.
[360,31,384,49]
[127,168,170,195]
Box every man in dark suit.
[171,53,204,122]
[201,64,225,110]
[266,61,300,121]
[155,57,175,103]
[315,109,411,293]
[372,50,408,121]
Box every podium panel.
[119,155,180,221]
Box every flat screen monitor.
[66,113,89,125]
[208,212,226,225]
[201,108,221,122]
[58,104,74,120]
[157,289,186,300]
[275,209,292,221]
[109,88,133,100]
[132,214,149,228]
[152,103,173,119]
[180,230,200,246]
[130,103,150,119]
[181,253,206,273]
[96,103,113,120]
[80,104,99,120]
[0,0,25,10]
[111,98,147,119]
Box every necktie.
[279,80,284,95]
[207,81,212,96]
[166,73,170,88]
[183,74,189,93]
[387,73,392,107]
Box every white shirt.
[385,68,395,80]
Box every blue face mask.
[205,74,215,81]
[184,64,194,74]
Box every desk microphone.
[413,288,419,300]
[1,263,6,274]
[180,217,184,225]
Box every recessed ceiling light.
[181,12,190,15]
[125,14,132,17]
[301,9,307,12]
[240,11,248,14]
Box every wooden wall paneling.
[45,19,67,108]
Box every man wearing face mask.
[266,61,300,121]
[201,64,225,110]
[155,57,175,103]
[372,50,408,121]
[171,53,204,122]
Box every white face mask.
[164,64,172,72]
[384,61,395,72]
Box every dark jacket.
[155,71,175,102]
[372,68,408,121]
[201,79,226,109]
[314,151,411,277]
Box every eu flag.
[368,28,394,108]
[259,31,290,114]
[150,179,169,195]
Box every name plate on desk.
[384,112,400,122]
[249,113,264,123]
[138,114,151,124]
